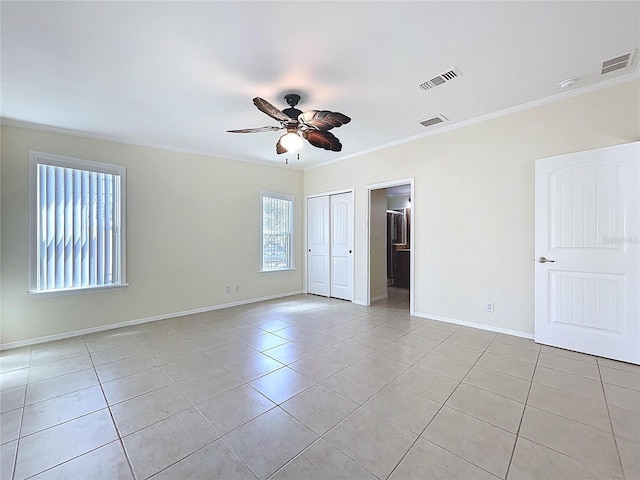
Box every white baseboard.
[0,290,304,351]
[370,294,389,303]
[412,312,534,339]
[352,294,388,306]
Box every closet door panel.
[330,192,354,301]
[307,196,330,296]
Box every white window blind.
[261,192,294,271]
[30,152,126,293]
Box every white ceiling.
[2,1,639,169]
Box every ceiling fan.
[227,94,351,156]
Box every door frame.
[366,178,415,314]
[305,188,355,299]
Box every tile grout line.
[277,314,434,480]
[510,359,630,478]
[117,352,219,479]
[389,333,530,479]
[384,331,502,480]
[597,357,628,480]
[86,334,138,480]
[503,343,541,480]
[11,339,136,480]
[152,339,276,480]
[384,331,460,479]
[134,340,234,479]
[517,345,629,477]
[9,345,32,480]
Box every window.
[260,192,294,271]
[29,152,126,293]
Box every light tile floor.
[1,288,639,479]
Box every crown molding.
[0,118,304,171]
[3,70,637,173]
[305,71,640,171]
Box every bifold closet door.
[307,192,354,301]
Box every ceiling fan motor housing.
[282,107,303,120]
[284,93,300,107]
[283,94,302,120]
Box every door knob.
[308,249,311,252]
[538,256,556,263]
[349,250,352,253]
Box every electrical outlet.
[486,302,495,313]
[226,285,231,294]
[235,285,240,293]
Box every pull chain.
[284,153,300,165]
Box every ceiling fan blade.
[276,137,288,155]
[226,126,283,133]
[302,130,343,152]
[299,110,351,131]
[253,97,291,123]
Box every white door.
[535,142,639,364]
[307,196,330,296]
[330,192,354,301]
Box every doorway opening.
[367,179,414,314]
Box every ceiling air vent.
[419,115,448,128]
[601,51,635,75]
[418,68,462,91]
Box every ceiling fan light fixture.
[280,131,303,152]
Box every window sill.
[27,283,129,297]
[259,268,297,273]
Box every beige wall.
[369,188,388,300]
[1,127,304,345]
[305,80,640,336]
